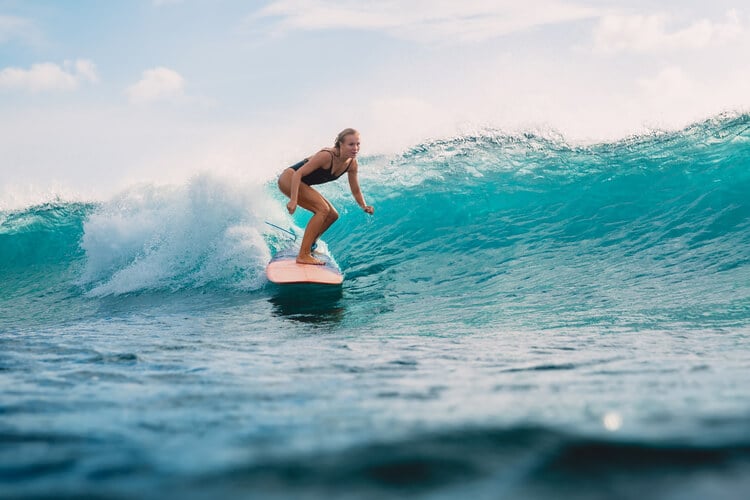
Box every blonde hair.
[334,128,359,148]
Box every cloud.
[0,59,99,92]
[630,65,750,132]
[73,60,99,84]
[368,97,448,149]
[0,14,39,45]
[593,9,743,53]
[250,0,598,44]
[637,66,696,100]
[126,67,186,104]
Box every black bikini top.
[289,149,351,186]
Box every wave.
[4,423,749,498]
[77,176,281,296]
[325,113,750,328]
[1,113,749,327]
[0,201,92,267]
[197,424,750,499]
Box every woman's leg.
[278,170,333,265]
[312,199,339,251]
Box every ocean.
[1,113,749,499]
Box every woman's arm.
[347,160,374,214]
[287,152,330,214]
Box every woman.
[278,128,374,265]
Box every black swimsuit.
[289,150,351,186]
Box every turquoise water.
[1,113,749,498]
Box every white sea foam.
[80,173,291,296]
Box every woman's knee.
[277,170,292,196]
[327,208,339,222]
[313,203,331,218]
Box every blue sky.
[1,0,749,205]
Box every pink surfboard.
[266,247,343,285]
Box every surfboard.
[265,246,343,285]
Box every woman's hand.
[363,205,374,215]
[287,200,297,214]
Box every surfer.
[278,128,374,265]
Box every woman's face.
[340,134,360,159]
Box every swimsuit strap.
[319,148,352,178]
[319,149,335,170]
[340,158,352,176]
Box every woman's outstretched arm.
[347,160,374,214]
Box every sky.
[1,0,749,206]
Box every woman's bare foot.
[296,253,325,265]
